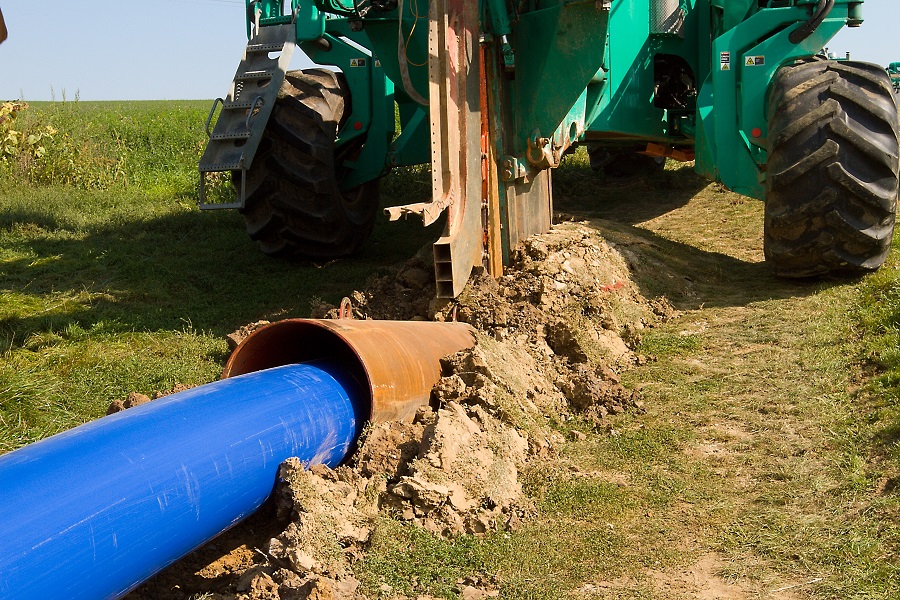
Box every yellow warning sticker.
[745,55,765,67]
[720,51,731,71]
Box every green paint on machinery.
[889,62,900,93]
[200,0,899,296]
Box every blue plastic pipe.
[0,361,364,600]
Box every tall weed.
[0,100,210,195]
[0,102,57,177]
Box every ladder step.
[222,99,262,110]
[236,70,275,81]
[247,42,285,53]
[200,161,242,172]
[210,130,252,141]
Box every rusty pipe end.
[223,319,476,423]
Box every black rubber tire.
[237,69,380,259]
[765,60,899,277]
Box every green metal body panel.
[362,16,429,104]
[508,2,608,155]
[580,0,857,199]
[696,2,851,198]
[357,13,431,167]
[584,0,706,143]
[302,33,393,189]
[238,0,863,212]
[889,62,900,93]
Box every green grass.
[855,256,900,403]
[606,234,900,598]
[852,239,900,471]
[506,161,900,596]
[2,100,209,193]
[635,330,703,356]
[0,101,439,451]
[361,519,490,598]
[2,101,900,599]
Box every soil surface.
[124,218,674,600]
[125,165,891,598]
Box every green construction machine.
[199,0,899,297]
[889,62,900,93]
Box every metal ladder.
[198,23,296,209]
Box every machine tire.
[237,69,380,259]
[765,60,899,277]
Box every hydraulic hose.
[789,0,835,44]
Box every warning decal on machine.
[349,58,367,68]
[745,55,765,67]
[720,51,730,70]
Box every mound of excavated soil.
[127,221,674,600]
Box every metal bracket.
[338,298,355,319]
[499,155,528,182]
[205,98,225,138]
[526,131,561,169]
[199,166,246,210]
[384,194,453,225]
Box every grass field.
[0,100,438,449]
[2,100,899,598]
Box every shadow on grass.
[553,158,710,225]
[0,206,440,349]
[551,160,845,310]
[1,161,852,345]
[873,419,900,453]
[587,218,843,310]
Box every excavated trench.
[124,221,675,600]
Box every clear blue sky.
[0,1,896,101]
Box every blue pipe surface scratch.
[0,361,363,600]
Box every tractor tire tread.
[765,59,899,277]
[237,69,379,259]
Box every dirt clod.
[226,320,271,350]
[106,391,150,415]
[106,383,196,415]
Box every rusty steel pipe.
[223,318,477,423]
